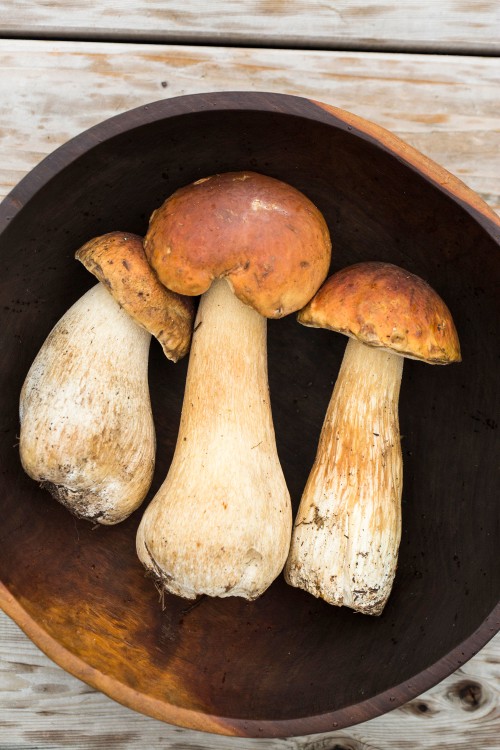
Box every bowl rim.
[0,90,499,738]
[1,90,499,239]
[1,580,499,737]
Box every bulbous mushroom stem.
[136,278,292,600]
[20,283,156,524]
[285,337,404,615]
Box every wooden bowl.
[0,92,498,738]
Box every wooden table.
[1,3,499,748]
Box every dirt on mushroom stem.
[136,172,332,600]
[285,261,461,614]
[285,338,404,614]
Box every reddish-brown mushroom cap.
[298,261,461,364]
[143,171,332,318]
[76,232,194,362]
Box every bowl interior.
[0,93,498,736]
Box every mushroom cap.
[143,171,332,318]
[298,261,461,364]
[76,232,194,362]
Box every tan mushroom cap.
[76,231,194,362]
[144,171,332,318]
[298,261,461,364]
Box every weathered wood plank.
[1,611,499,749]
[0,38,498,748]
[0,40,498,212]
[0,0,499,53]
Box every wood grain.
[1,612,499,749]
[0,42,498,749]
[0,40,498,214]
[0,0,499,53]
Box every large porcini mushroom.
[19,232,193,524]
[285,261,461,614]
[136,171,332,600]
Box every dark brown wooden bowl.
[0,92,499,738]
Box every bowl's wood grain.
[0,92,498,737]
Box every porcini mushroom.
[136,171,332,599]
[285,261,461,614]
[19,232,193,524]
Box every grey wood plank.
[1,611,499,749]
[0,1,498,54]
[0,40,498,210]
[0,37,498,750]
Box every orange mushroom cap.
[76,231,194,361]
[143,171,332,318]
[298,261,461,364]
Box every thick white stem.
[285,338,403,615]
[20,283,155,524]
[137,278,292,600]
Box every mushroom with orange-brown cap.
[284,261,461,615]
[136,171,332,600]
[19,232,194,525]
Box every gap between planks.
[0,29,499,57]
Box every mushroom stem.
[136,277,292,600]
[285,337,403,615]
[20,283,156,524]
